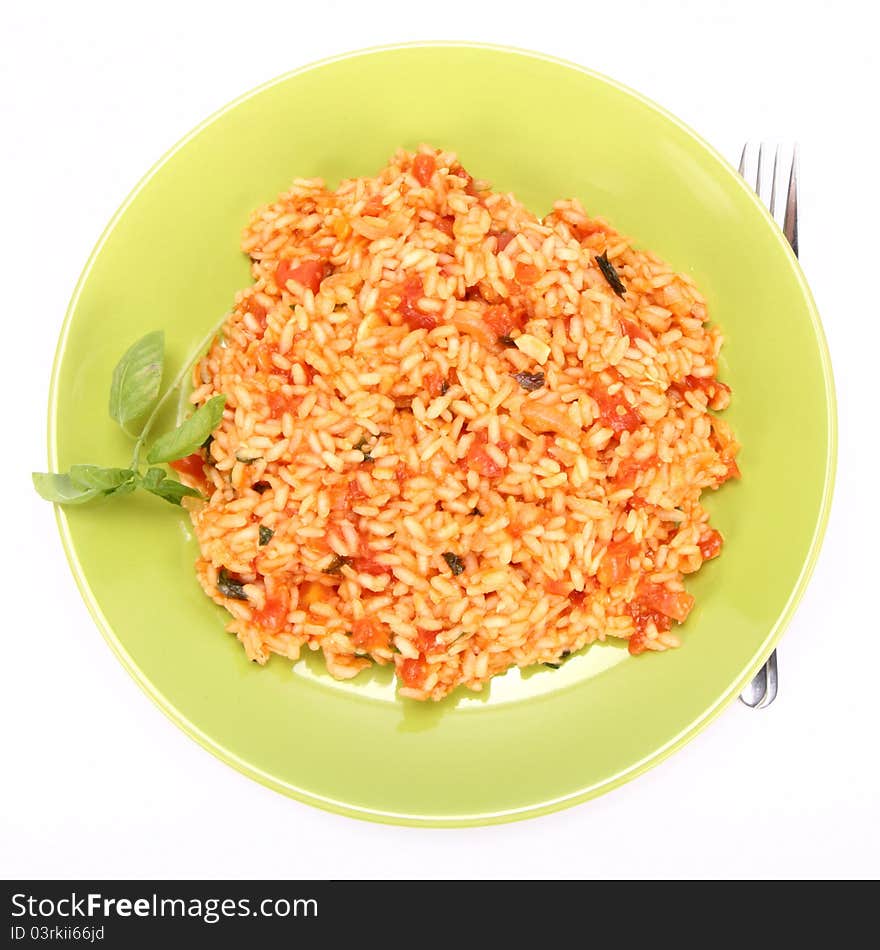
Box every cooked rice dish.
[176,146,740,701]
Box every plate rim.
[46,41,838,827]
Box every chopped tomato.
[363,195,385,216]
[267,389,298,418]
[482,303,521,338]
[668,375,731,410]
[636,583,695,622]
[515,261,540,285]
[351,617,390,652]
[568,589,586,607]
[435,215,455,238]
[253,588,290,633]
[276,257,329,295]
[619,318,649,343]
[243,296,268,326]
[423,372,447,398]
[396,276,437,331]
[592,384,642,435]
[345,478,368,512]
[626,596,672,656]
[412,154,436,186]
[495,230,516,252]
[351,556,388,576]
[299,581,325,608]
[614,454,657,490]
[170,453,206,485]
[597,538,639,588]
[416,628,440,653]
[698,528,723,560]
[571,220,605,241]
[449,163,478,196]
[465,434,510,478]
[400,656,427,688]
[546,578,571,597]
[395,461,411,484]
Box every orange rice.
[180,146,740,700]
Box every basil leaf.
[217,567,248,601]
[69,465,135,492]
[258,525,274,546]
[32,472,102,505]
[594,251,627,298]
[108,331,165,429]
[141,467,166,490]
[146,395,226,464]
[107,478,138,498]
[143,477,201,506]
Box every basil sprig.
[33,329,225,507]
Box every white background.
[2,0,878,880]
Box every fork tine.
[756,142,764,196]
[783,144,799,257]
[769,145,780,218]
[738,142,749,178]
[757,650,779,708]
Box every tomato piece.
[396,276,437,331]
[412,154,436,186]
[253,588,290,633]
[570,220,605,241]
[299,581,325,608]
[276,257,328,294]
[170,453,206,484]
[363,195,384,216]
[423,372,447,398]
[482,303,520,338]
[637,583,694,622]
[267,390,297,418]
[435,215,455,238]
[416,628,440,653]
[668,375,731,410]
[592,385,642,434]
[351,617,390,652]
[399,657,427,688]
[619,318,649,343]
[698,528,723,560]
[614,454,657,490]
[243,296,267,326]
[465,435,509,478]
[628,627,651,655]
[515,261,540,285]
[546,578,570,597]
[626,592,673,655]
[495,230,516,252]
[597,538,639,588]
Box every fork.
[737,142,798,709]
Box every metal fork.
[737,142,798,708]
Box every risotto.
[174,146,740,701]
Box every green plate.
[48,43,836,826]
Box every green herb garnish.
[442,552,465,576]
[595,251,627,298]
[323,554,352,575]
[543,650,572,670]
[512,371,545,392]
[217,567,248,601]
[33,327,225,507]
[258,525,274,546]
